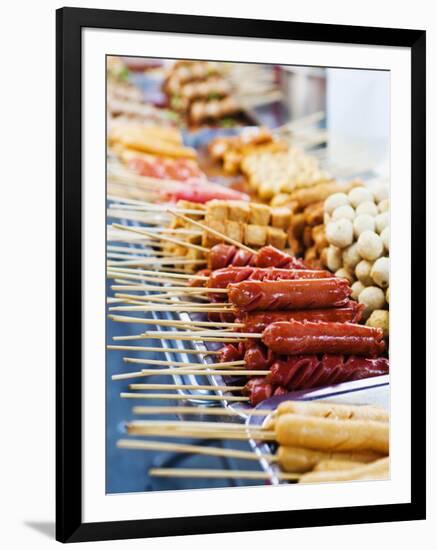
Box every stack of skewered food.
[163,60,242,127]
[118,400,389,484]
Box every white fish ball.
[378,199,389,213]
[324,193,349,215]
[358,286,386,315]
[371,257,390,288]
[335,268,355,284]
[326,245,343,272]
[351,280,365,300]
[325,218,354,248]
[355,259,374,286]
[353,214,375,238]
[372,183,389,203]
[375,212,389,234]
[342,243,362,270]
[386,287,390,304]
[357,230,384,261]
[348,187,374,207]
[332,204,355,221]
[380,227,390,252]
[356,201,378,216]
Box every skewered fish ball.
[342,243,361,270]
[326,218,354,248]
[324,193,349,215]
[356,201,378,217]
[355,259,374,286]
[375,212,389,234]
[356,231,384,261]
[332,204,355,221]
[353,214,375,238]
[348,187,374,207]
[358,286,386,317]
[371,257,389,288]
[326,245,343,272]
[351,280,366,300]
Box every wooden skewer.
[132,330,259,339]
[122,358,245,368]
[117,439,274,462]
[112,369,270,380]
[112,223,209,254]
[107,317,239,330]
[108,211,170,226]
[149,468,299,481]
[107,258,206,267]
[131,405,269,416]
[113,333,244,343]
[126,424,275,440]
[109,275,190,286]
[128,384,243,391]
[113,292,210,303]
[168,210,256,254]
[107,268,207,281]
[115,286,228,295]
[108,246,178,258]
[107,345,220,355]
[107,195,206,214]
[121,392,250,402]
[108,305,234,313]
[109,316,240,329]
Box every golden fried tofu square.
[228,201,250,223]
[244,224,267,247]
[201,220,226,248]
[224,220,244,243]
[249,203,271,225]
[267,227,287,249]
[271,207,291,230]
[205,200,228,222]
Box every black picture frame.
[56,7,426,543]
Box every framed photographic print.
[56,7,426,543]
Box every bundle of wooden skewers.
[116,400,389,484]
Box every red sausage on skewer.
[236,302,364,332]
[243,355,389,404]
[207,244,306,271]
[228,278,351,312]
[262,320,385,357]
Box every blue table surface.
[106,281,266,494]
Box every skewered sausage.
[229,278,351,312]
[277,446,383,473]
[267,354,389,389]
[275,414,389,453]
[207,244,306,271]
[299,457,389,483]
[274,400,388,423]
[207,266,331,290]
[237,302,364,332]
[263,320,385,356]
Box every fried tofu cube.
[201,220,226,248]
[228,201,251,223]
[271,207,291,230]
[267,227,287,249]
[205,200,228,223]
[244,224,267,247]
[224,220,244,243]
[249,203,271,225]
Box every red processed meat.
[244,355,389,404]
[262,320,385,357]
[228,278,351,312]
[207,244,306,271]
[237,302,364,332]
